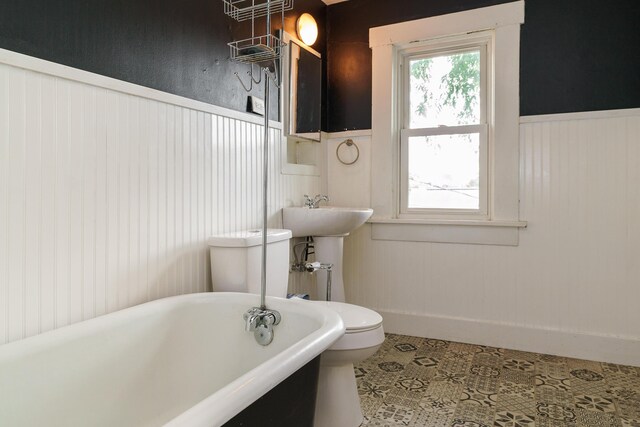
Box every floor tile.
[617,398,640,419]
[474,353,503,368]
[453,400,496,425]
[418,396,457,416]
[433,369,467,386]
[536,387,573,405]
[459,388,498,407]
[425,381,463,400]
[620,417,640,427]
[535,402,577,423]
[503,359,536,373]
[502,369,535,385]
[496,393,537,415]
[466,373,500,393]
[476,346,506,358]
[535,374,572,391]
[571,369,605,382]
[359,380,393,399]
[373,402,415,425]
[385,388,423,409]
[410,411,452,427]
[499,381,535,400]
[574,394,617,413]
[494,410,535,427]
[502,349,536,362]
[355,333,639,427]
[574,408,621,426]
[403,363,438,381]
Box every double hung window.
[399,33,491,218]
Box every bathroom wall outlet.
[247,96,265,116]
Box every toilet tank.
[208,229,292,298]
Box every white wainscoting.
[326,110,640,366]
[0,50,320,345]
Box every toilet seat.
[312,301,384,351]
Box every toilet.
[208,228,384,427]
[312,301,384,427]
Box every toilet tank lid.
[208,229,292,248]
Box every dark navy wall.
[3,1,639,131]
[0,0,326,121]
[326,0,640,132]
[520,0,640,117]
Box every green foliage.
[442,52,480,120]
[410,59,433,117]
[410,51,480,121]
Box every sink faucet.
[304,194,330,209]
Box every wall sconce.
[297,13,318,46]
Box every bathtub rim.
[0,292,346,426]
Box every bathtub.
[0,292,345,426]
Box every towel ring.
[336,139,360,165]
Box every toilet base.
[314,359,363,427]
[311,303,384,427]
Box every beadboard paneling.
[0,59,320,344]
[328,112,640,365]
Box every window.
[400,35,490,218]
[369,1,526,245]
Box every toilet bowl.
[312,301,384,427]
[208,229,384,427]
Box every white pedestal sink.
[282,206,373,302]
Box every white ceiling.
[322,0,349,5]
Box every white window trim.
[369,1,526,245]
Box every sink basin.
[282,206,373,237]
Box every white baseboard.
[378,310,640,367]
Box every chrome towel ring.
[336,139,360,165]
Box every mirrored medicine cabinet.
[280,31,321,176]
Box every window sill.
[368,217,527,246]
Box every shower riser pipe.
[260,66,270,310]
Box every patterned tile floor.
[355,334,640,427]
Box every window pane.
[409,50,480,128]
[408,133,480,210]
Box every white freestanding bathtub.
[0,292,345,427]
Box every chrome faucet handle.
[263,310,281,326]
[243,308,261,332]
[313,194,329,207]
[303,194,314,208]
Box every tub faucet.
[243,307,282,346]
[304,194,329,208]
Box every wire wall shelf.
[228,34,284,65]
[222,0,293,22]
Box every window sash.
[399,36,491,218]
[404,45,487,129]
[400,125,488,217]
